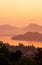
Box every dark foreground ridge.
[0,41,42,65]
[12,32,42,41]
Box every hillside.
[12,32,42,41]
[0,24,42,36]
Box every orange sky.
[0,0,42,27]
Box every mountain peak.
[0,24,12,27]
[28,23,40,27]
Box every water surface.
[0,36,42,48]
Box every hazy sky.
[0,0,42,27]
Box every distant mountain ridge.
[0,24,42,36]
[0,24,19,36]
[22,23,42,33]
[12,32,42,41]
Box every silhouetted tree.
[15,51,22,61]
[19,57,34,65]
[10,50,22,61]
[0,41,12,65]
[0,41,42,65]
[33,48,42,65]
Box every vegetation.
[0,41,42,65]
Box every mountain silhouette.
[22,23,42,33]
[12,32,42,41]
[0,24,20,36]
[0,24,42,36]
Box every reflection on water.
[0,36,42,48]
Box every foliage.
[0,41,42,65]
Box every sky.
[0,0,42,27]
